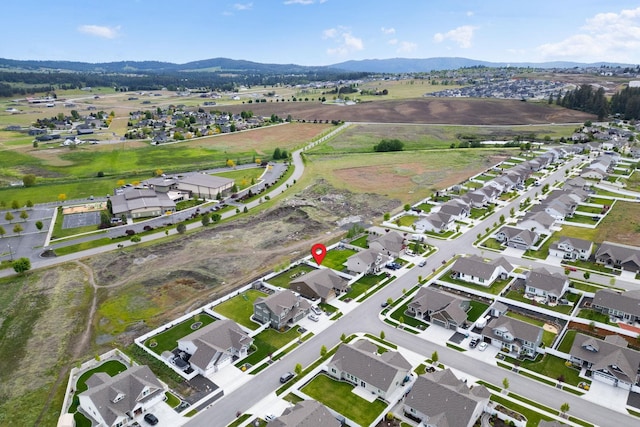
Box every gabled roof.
[570,333,640,384]
[520,210,556,229]
[328,342,411,393]
[268,400,340,427]
[496,226,538,246]
[593,289,640,317]
[178,319,252,371]
[368,231,405,254]
[482,315,542,344]
[408,287,469,326]
[526,267,568,296]
[290,268,349,299]
[555,237,593,252]
[451,255,512,281]
[405,369,490,427]
[595,242,640,269]
[348,248,383,266]
[254,290,310,319]
[80,365,164,427]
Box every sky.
[2,1,640,66]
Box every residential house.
[407,287,470,330]
[289,268,349,303]
[326,340,411,400]
[461,192,489,209]
[414,212,454,233]
[592,289,640,324]
[346,248,391,275]
[404,369,490,427]
[549,237,593,261]
[518,211,556,235]
[564,177,590,192]
[253,290,311,330]
[494,226,539,250]
[436,199,470,220]
[481,315,543,357]
[524,268,569,304]
[368,231,407,258]
[267,400,340,427]
[595,242,640,273]
[449,255,513,287]
[580,167,607,180]
[79,365,166,427]
[176,319,253,376]
[569,333,640,391]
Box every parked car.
[418,260,426,267]
[469,338,479,348]
[381,301,389,308]
[265,414,276,422]
[311,306,322,316]
[144,413,159,425]
[477,342,488,352]
[308,313,319,322]
[280,372,295,383]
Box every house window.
[360,380,366,387]
[479,278,484,283]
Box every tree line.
[556,83,640,121]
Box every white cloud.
[387,38,398,45]
[77,24,120,39]
[381,27,396,35]
[284,0,316,4]
[466,11,474,17]
[397,41,418,54]
[323,27,363,56]
[433,25,477,48]
[537,7,640,62]
[233,2,253,10]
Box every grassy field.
[212,289,266,330]
[344,273,386,300]
[240,327,301,366]
[302,373,387,426]
[144,313,217,355]
[213,167,265,190]
[266,264,317,288]
[467,301,490,322]
[322,248,357,271]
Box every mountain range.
[0,56,635,74]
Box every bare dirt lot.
[228,98,596,125]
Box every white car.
[264,414,276,422]
[477,342,488,351]
[307,313,320,322]
[311,306,323,316]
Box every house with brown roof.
[569,333,640,391]
[524,268,569,304]
[78,365,166,427]
[449,255,513,287]
[549,237,593,261]
[481,315,543,357]
[177,319,253,376]
[595,242,640,273]
[407,287,470,330]
[267,400,340,427]
[592,289,640,325]
[253,290,311,330]
[289,268,349,303]
[403,369,490,427]
[326,340,411,400]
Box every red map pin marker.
[311,243,327,266]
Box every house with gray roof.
[407,287,470,330]
[481,315,543,357]
[368,230,407,258]
[177,319,252,376]
[404,369,490,427]
[518,211,556,235]
[549,237,593,261]
[569,333,640,391]
[450,255,512,287]
[289,268,349,303]
[525,268,569,304]
[494,226,539,250]
[436,199,470,220]
[595,242,640,273]
[253,290,310,330]
[326,340,411,400]
[414,212,454,233]
[110,189,176,219]
[267,400,340,427]
[592,289,640,324]
[346,248,391,275]
[78,365,166,427]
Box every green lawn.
[467,301,490,322]
[302,374,387,426]
[564,215,599,225]
[519,354,583,386]
[504,290,574,315]
[389,298,429,329]
[69,360,127,413]
[213,289,265,330]
[322,248,357,271]
[213,167,264,190]
[267,264,317,288]
[396,215,417,227]
[239,327,301,366]
[344,273,385,300]
[349,235,369,248]
[144,313,217,355]
[490,394,552,427]
[415,203,433,213]
[570,280,604,293]
[576,309,615,325]
[557,330,577,353]
[481,238,503,251]
[165,391,181,408]
[469,207,488,219]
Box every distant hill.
[0,56,635,75]
[329,57,637,73]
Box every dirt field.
[227,98,596,125]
